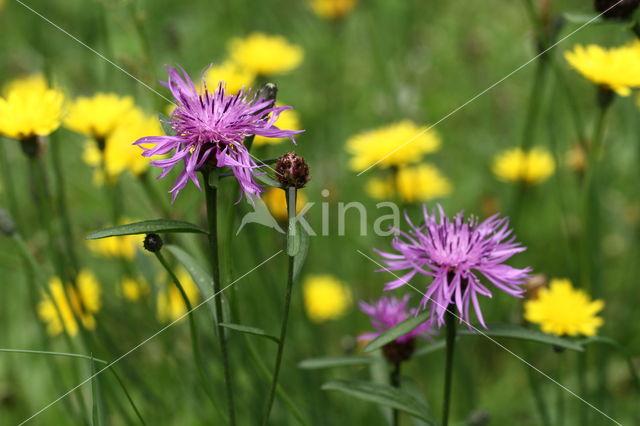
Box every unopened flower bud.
[382,338,416,364]
[143,233,163,252]
[0,209,16,236]
[595,0,640,19]
[275,152,310,189]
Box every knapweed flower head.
[524,278,604,337]
[157,268,200,322]
[275,152,310,188]
[303,274,352,323]
[263,187,308,221]
[65,93,135,140]
[359,294,434,344]
[204,61,255,95]
[595,0,640,19]
[492,147,555,185]
[377,205,531,327]
[37,270,102,337]
[366,164,452,203]
[254,103,302,146]
[347,121,441,171]
[135,66,303,202]
[310,0,357,19]
[564,42,640,96]
[229,33,304,76]
[0,74,65,140]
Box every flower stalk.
[390,362,401,426]
[442,306,457,426]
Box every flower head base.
[0,74,64,140]
[377,205,531,328]
[366,164,452,203]
[565,42,640,96]
[310,0,358,19]
[525,278,604,337]
[135,66,303,202]
[492,147,555,185]
[65,93,134,140]
[595,0,640,19]
[347,121,441,171]
[229,33,304,76]
[303,275,352,323]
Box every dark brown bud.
[143,233,163,252]
[19,135,42,159]
[275,152,310,189]
[595,0,640,19]
[381,338,416,364]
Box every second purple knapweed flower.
[359,294,434,343]
[377,205,531,328]
[135,66,303,202]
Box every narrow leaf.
[561,12,603,25]
[220,323,279,344]
[292,223,310,284]
[91,356,105,426]
[287,220,301,257]
[322,380,435,423]
[459,323,584,351]
[255,172,283,189]
[363,311,430,353]
[87,220,207,239]
[298,356,375,370]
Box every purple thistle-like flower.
[376,204,532,328]
[135,66,303,202]
[358,294,435,344]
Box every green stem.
[578,350,589,426]
[555,352,565,426]
[262,188,297,426]
[0,142,20,228]
[442,307,456,426]
[203,170,236,426]
[390,362,401,426]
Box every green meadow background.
[1,0,639,424]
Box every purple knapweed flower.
[135,66,303,202]
[358,294,435,344]
[376,204,532,328]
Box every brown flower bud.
[143,233,164,252]
[381,338,416,364]
[595,0,640,19]
[275,152,310,188]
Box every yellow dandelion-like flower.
[83,107,161,182]
[87,227,140,260]
[120,276,150,301]
[0,74,65,140]
[204,61,255,95]
[347,121,441,171]
[310,0,357,19]
[229,33,304,76]
[366,164,452,203]
[524,278,604,337]
[37,270,102,337]
[564,42,640,96]
[303,274,352,323]
[262,187,309,221]
[254,103,302,146]
[492,147,555,185]
[157,268,200,322]
[65,93,134,140]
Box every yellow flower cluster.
[565,42,640,96]
[0,74,65,140]
[229,33,304,77]
[310,0,357,19]
[37,270,102,337]
[262,187,309,220]
[366,164,452,203]
[157,268,200,322]
[347,120,441,171]
[65,93,134,140]
[524,279,604,337]
[204,61,256,95]
[492,147,555,185]
[253,103,302,147]
[303,275,352,323]
[120,276,150,302]
[87,225,140,260]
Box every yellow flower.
[37,270,102,337]
[254,104,302,146]
[310,0,357,19]
[366,164,452,203]
[83,107,161,182]
[229,33,304,76]
[120,276,150,301]
[157,268,200,322]
[204,61,255,95]
[492,147,555,185]
[524,279,604,337]
[262,187,309,220]
[564,42,640,96]
[347,121,441,171]
[65,93,134,139]
[303,275,352,323]
[0,74,65,140]
[87,232,140,260]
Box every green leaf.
[292,222,310,284]
[90,356,105,426]
[158,113,176,136]
[87,220,207,239]
[255,172,283,189]
[458,323,584,351]
[322,380,435,423]
[561,12,604,25]
[577,335,620,349]
[287,220,301,257]
[298,356,375,370]
[219,323,279,344]
[363,311,430,353]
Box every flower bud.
[381,338,416,364]
[595,0,640,19]
[143,233,163,252]
[0,209,16,236]
[275,152,310,188]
